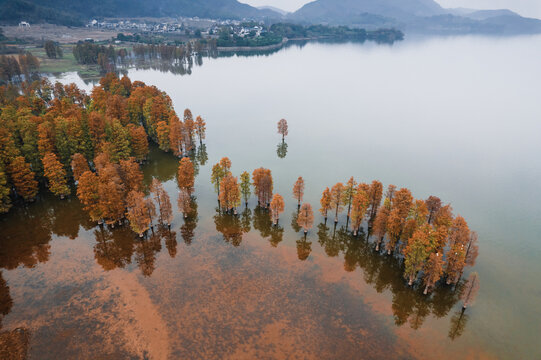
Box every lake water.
[2,35,541,359]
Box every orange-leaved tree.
[70,153,90,182]
[270,193,285,225]
[277,118,288,140]
[43,152,70,198]
[219,174,241,213]
[8,156,38,201]
[77,170,102,222]
[297,203,314,235]
[195,115,206,145]
[423,252,444,294]
[330,182,344,223]
[319,187,332,221]
[350,190,370,236]
[292,176,305,208]
[252,167,273,207]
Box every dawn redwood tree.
[277,118,288,141]
[211,157,232,198]
[168,115,184,157]
[119,157,143,193]
[77,170,101,222]
[8,156,38,201]
[183,109,195,150]
[292,176,305,207]
[342,177,357,219]
[177,157,195,193]
[426,196,442,224]
[403,226,431,286]
[449,215,470,247]
[195,115,206,145]
[330,182,345,223]
[0,168,11,213]
[445,242,466,285]
[460,272,480,309]
[367,180,383,222]
[126,191,151,236]
[350,190,370,236]
[423,252,444,294]
[156,121,171,152]
[43,152,70,198]
[297,203,314,235]
[240,171,251,206]
[319,187,332,221]
[98,164,126,225]
[464,231,479,267]
[70,153,90,182]
[128,124,149,162]
[219,175,241,213]
[402,199,429,244]
[252,167,273,207]
[385,188,413,254]
[177,188,191,218]
[373,198,391,251]
[385,184,397,203]
[270,193,285,225]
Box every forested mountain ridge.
[289,0,541,34]
[0,0,281,26]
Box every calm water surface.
[1,35,541,359]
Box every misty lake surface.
[2,35,541,359]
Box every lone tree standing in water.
[270,194,285,225]
[239,171,251,206]
[297,203,314,235]
[195,116,206,145]
[319,187,332,221]
[292,176,305,208]
[330,183,345,223]
[461,272,480,309]
[277,118,288,141]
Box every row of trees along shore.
[0,72,479,307]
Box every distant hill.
[258,6,288,16]
[289,0,541,34]
[0,0,281,26]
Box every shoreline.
[217,38,288,52]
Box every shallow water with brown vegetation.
[2,35,541,359]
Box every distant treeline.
[270,23,404,43]
[216,23,403,48]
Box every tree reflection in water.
[214,208,244,247]
[0,142,471,340]
[181,196,198,245]
[317,220,467,334]
[296,237,312,261]
[277,141,288,159]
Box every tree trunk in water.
[408,277,414,286]
[387,249,391,255]
[423,285,429,295]
[353,229,357,236]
